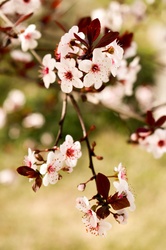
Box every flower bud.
[77,183,86,191]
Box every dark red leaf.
[95,31,119,48]
[155,115,166,127]
[108,193,130,210]
[32,176,42,192]
[96,173,110,199]
[87,18,101,45]
[17,166,38,178]
[146,110,155,126]
[14,13,33,27]
[77,16,91,34]
[118,32,133,50]
[96,206,110,219]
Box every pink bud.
[77,183,86,191]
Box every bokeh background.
[0,0,166,249]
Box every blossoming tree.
[0,0,166,237]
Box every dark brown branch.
[69,94,96,177]
[54,94,68,146]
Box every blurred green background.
[0,0,166,249]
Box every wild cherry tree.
[0,0,166,236]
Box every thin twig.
[69,94,96,177]
[54,94,68,146]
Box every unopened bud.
[77,183,86,191]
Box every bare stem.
[69,94,96,177]
[54,94,68,146]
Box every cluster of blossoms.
[15,16,141,97]
[76,163,135,236]
[17,135,82,191]
[130,111,166,158]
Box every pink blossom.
[79,48,111,89]
[104,40,124,77]
[24,148,37,170]
[57,26,85,58]
[113,178,136,211]
[60,135,82,167]
[114,163,127,181]
[55,58,83,93]
[2,0,41,15]
[19,24,41,52]
[85,219,112,236]
[139,128,166,158]
[40,151,63,186]
[114,209,128,224]
[116,57,141,96]
[40,54,56,88]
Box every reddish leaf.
[17,166,38,178]
[14,12,33,27]
[155,115,166,127]
[96,206,110,219]
[146,110,155,126]
[108,193,130,210]
[77,16,91,34]
[118,32,133,50]
[87,18,101,45]
[32,176,42,192]
[95,31,119,48]
[96,173,110,200]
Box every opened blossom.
[55,58,83,93]
[116,57,141,96]
[104,40,124,77]
[57,25,85,58]
[76,196,112,236]
[24,148,37,170]
[139,128,166,158]
[79,48,111,89]
[40,54,56,88]
[40,151,64,186]
[60,135,82,167]
[19,24,41,52]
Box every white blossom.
[40,54,56,88]
[55,58,83,93]
[19,24,41,52]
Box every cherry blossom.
[55,58,83,93]
[60,135,82,167]
[76,196,112,236]
[114,209,128,224]
[113,175,136,211]
[40,151,63,186]
[139,128,166,158]
[114,163,127,181]
[57,26,85,58]
[79,48,111,89]
[24,148,37,170]
[116,57,141,96]
[85,218,112,236]
[10,50,33,63]
[19,24,41,52]
[40,54,56,89]
[104,40,124,77]
[1,0,41,15]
